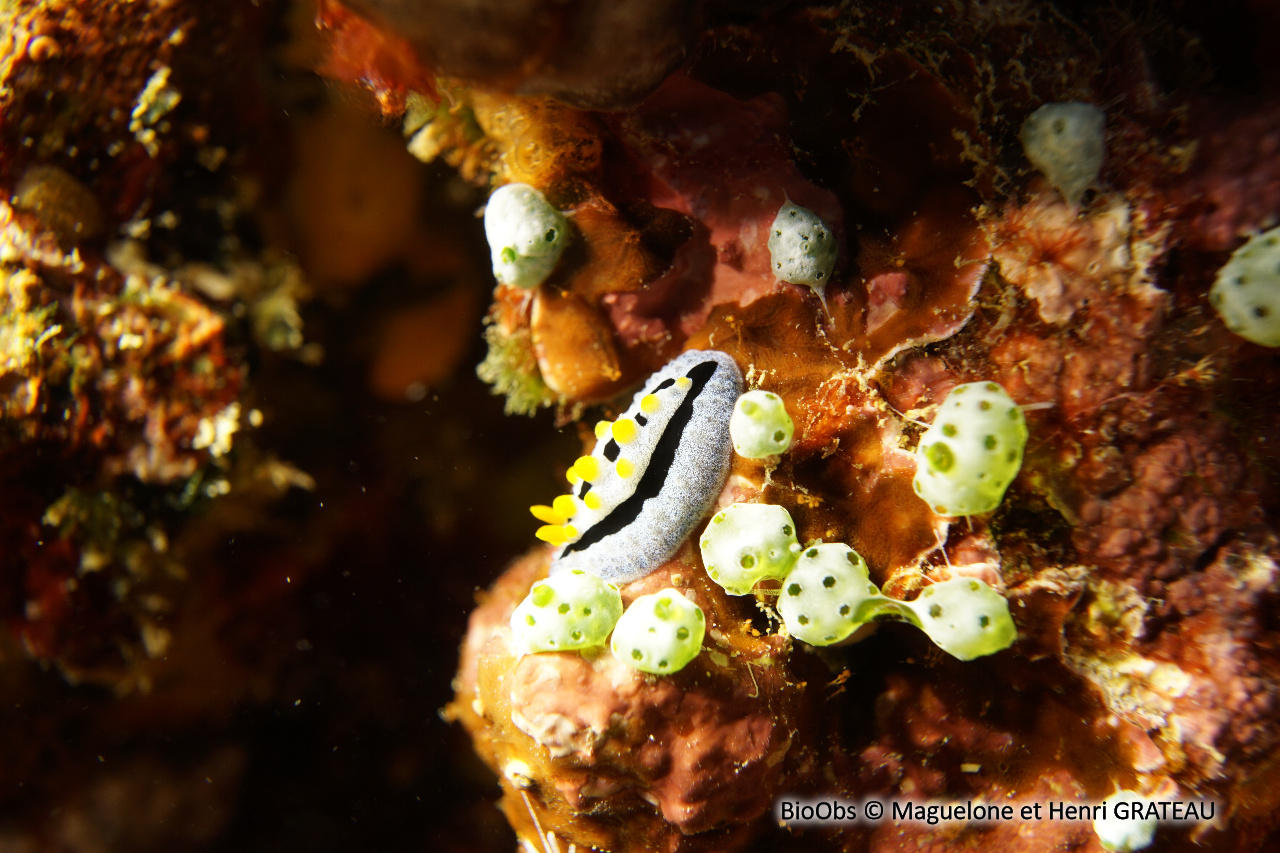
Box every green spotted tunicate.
[484,183,569,288]
[610,588,705,674]
[776,544,886,646]
[730,390,795,458]
[913,381,1028,516]
[906,577,1017,661]
[699,502,801,594]
[1209,226,1280,347]
[509,569,623,655]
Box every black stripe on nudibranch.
[635,414,648,426]
[562,359,719,557]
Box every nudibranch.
[530,350,743,584]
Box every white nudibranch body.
[730,390,794,458]
[509,569,623,655]
[1210,226,1280,346]
[610,588,705,674]
[531,350,743,584]
[768,202,837,310]
[1019,102,1106,206]
[700,502,801,595]
[913,381,1028,517]
[484,183,569,288]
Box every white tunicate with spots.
[730,390,795,458]
[699,502,801,595]
[535,350,743,584]
[610,588,705,674]
[1020,102,1105,206]
[1209,226,1280,346]
[906,578,1017,661]
[1093,791,1158,852]
[913,381,1028,517]
[509,569,623,655]
[484,183,569,288]
[768,202,837,309]
[776,544,884,646]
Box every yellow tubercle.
[530,504,567,525]
[563,525,579,540]
[567,469,581,485]
[676,376,692,390]
[611,418,639,444]
[594,420,612,440]
[535,524,570,545]
[552,494,577,518]
[640,394,660,414]
[583,491,602,511]
[572,455,604,482]
[615,458,635,478]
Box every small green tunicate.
[484,183,569,289]
[913,381,1028,516]
[610,588,705,674]
[1209,226,1280,347]
[1094,791,1158,852]
[768,202,837,310]
[1020,102,1105,206]
[776,543,883,646]
[699,502,801,595]
[509,569,622,655]
[906,578,1017,660]
[730,390,795,458]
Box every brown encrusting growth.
[1,0,1278,851]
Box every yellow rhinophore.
[611,418,639,444]
[615,458,635,478]
[640,394,660,414]
[583,491,603,511]
[535,524,581,545]
[552,494,577,518]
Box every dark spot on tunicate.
[789,210,797,217]
[583,607,592,616]
[926,442,955,473]
[978,472,987,479]
[979,615,990,628]
[985,383,998,392]
[654,598,673,620]
[676,627,689,641]
[547,639,556,646]
[558,603,570,614]
[935,505,948,514]
[696,610,703,621]
[798,615,809,625]
[777,262,782,269]
[913,480,922,493]
[526,615,536,626]
[632,649,642,660]
[840,604,850,616]
[979,400,991,411]
[782,525,792,536]
[1007,450,1017,462]
[713,513,725,524]
[532,584,553,607]
[571,630,583,641]
[942,424,957,437]
[658,660,668,669]
[1007,408,1018,420]
[1254,305,1270,318]
[806,548,818,558]
[1238,276,1247,285]
[1211,292,1223,306]
[545,229,557,242]
[955,387,966,394]
[773,430,786,442]
[969,581,980,591]
[1052,118,1066,134]
[929,604,942,619]
[984,435,997,450]
[788,583,801,596]
[649,626,656,634]
[741,554,756,569]
[846,552,859,564]
[775,230,782,236]
[823,576,836,588]
[816,271,823,279]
